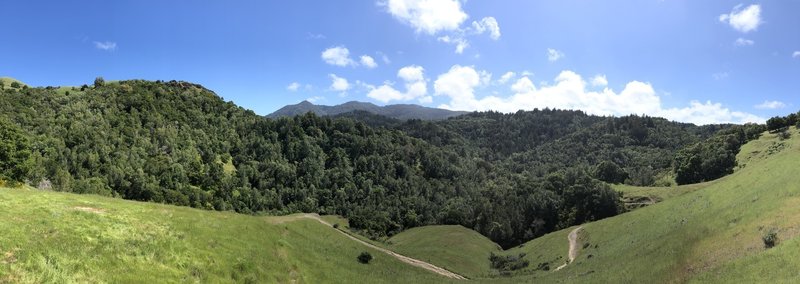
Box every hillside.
[0,77,27,90]
[356,128,800,282]
[0,187,451,283]
[267,100,469,120]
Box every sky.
[1,0,799,124]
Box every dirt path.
[554,226,582,271]
[292,214,467,280]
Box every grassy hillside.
[0,77,26,89]
[387,225,502,278]
[0,187,448,283]
[495,127,800,282]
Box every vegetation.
[357,252,373,264]
[0,118,31,184]
[488,253,529,273]
[0,187,445,283]
[762,228,778,248]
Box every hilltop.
[267,100,469,120]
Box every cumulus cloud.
[719,4,762,33]
[754,100,786,110]
[381,0,467,35]
[497,72,516,84]
[287,82,301,92]
[432,65,763,125]
[591,75,608,87]
[329,74,351,92]
[322,46,356,67]
[547,48,564,62]
[360,55,378,68]
[367,65,430,103]
[380,0,500,54]
[734,37,754,46]
[93,41,117,51]
[471,17,501,40]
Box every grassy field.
[0,187,448,283]
[387,225,502,279]
[0,77,26,90]
[493,127,800,283]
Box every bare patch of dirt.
[74,206,105,214]
[2,250,17,264]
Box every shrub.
[94,77,105,87]
[357,251,372,264]
[778,130,791,140]
[762,229,778,248]
[10,81,21,88]
[489,252,529,272]
[333,223,340,229]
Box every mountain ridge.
[267,100,469,120]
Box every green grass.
[487,128,800,282]
[0,187,448,283]
[387,225,502,278]
[0,77,26,90]
[614,181,716,206]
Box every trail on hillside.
[554,226,582,271]
[288,214,468,280]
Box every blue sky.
[2,0,799,124]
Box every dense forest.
[0,79,778,248]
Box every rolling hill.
[374,127,800,282]
[266,100,469,120]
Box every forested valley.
[0,79,773,248]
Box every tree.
[766,116,787,132]
[0,119,32,183]
[94,77,105,87]
[593,161,629,184]
[357,252,372,264]
[10,81,21,89]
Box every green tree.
[0,119,32,183]
[766,116,787,132]
[593,161,629,184]
[10,81,21,89]
[94,77,105,87]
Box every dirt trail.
[554,226,582,271]
[286,214,467,280]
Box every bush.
[489,252,529,272]
[94,77,105,87]
[357,251,372,264]
[762,229,778,248]
[10,81,21,88]
[333,223,340,229]
[778,130,791,140]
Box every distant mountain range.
[266,101,469,120]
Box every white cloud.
[793,51,800,58]
[381,0,500,54]
[329,74,351,92]
[547,48,564,62]
[471,17,501,40]
[306,96,324,103]
[381,0,468,35]
[719,4,762,33]
[287,82,301,92]
[591,74,608,87]
[433,66,763,125]
[438,35,469,54]
[754,100,786,109]
[322,46,356,67]
[377,52,391,64]
[712,72,729,80]
[497,72,516,84]
[367,65,430,103]
[360,55,378,68]
[306,33,326,40]
[93,41,117,51]
[734,37,754,46]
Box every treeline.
[0,79,770,248]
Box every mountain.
[266,100,469,120]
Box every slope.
[494,127,800,282]
[0,187,452,283]
[387,225,502,279]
